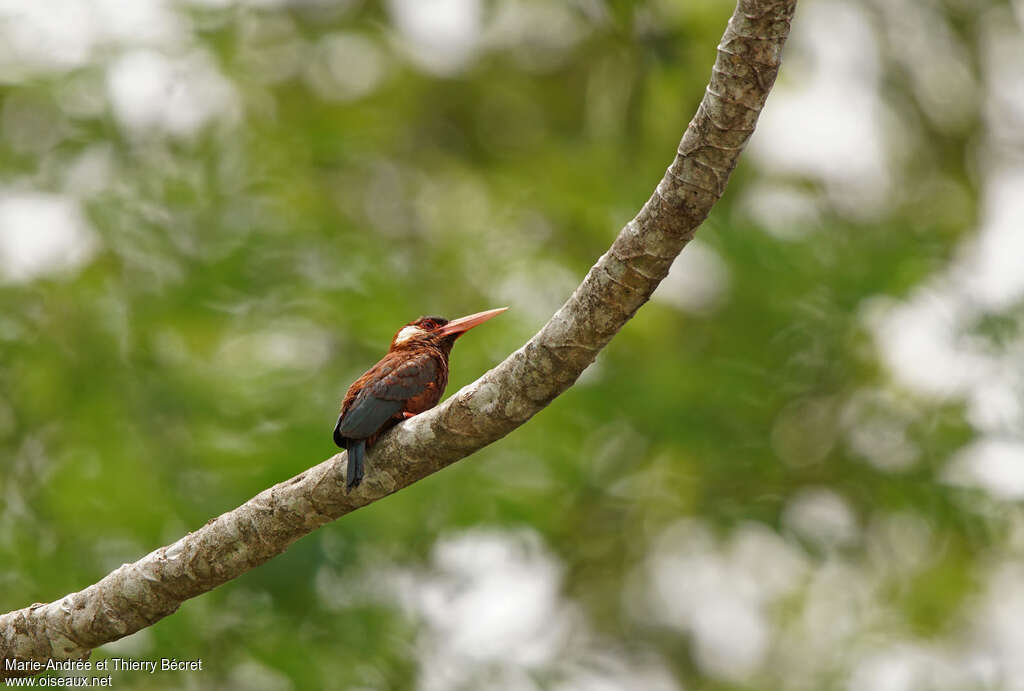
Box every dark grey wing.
[334,353,438,443]
[334,393,403,443]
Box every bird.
[333,307,507,489]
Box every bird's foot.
[402,412,416,419]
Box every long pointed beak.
[437,307,508,338]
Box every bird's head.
[389,307,507,354]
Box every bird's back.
[334,348,446,448]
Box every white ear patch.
[394,325,426,345]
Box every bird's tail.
[346,439,365,490]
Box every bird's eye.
[423,320,436,329]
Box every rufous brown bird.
[334,307,507,489]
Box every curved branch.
[0,0,797,676]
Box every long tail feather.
[346,439,365,489]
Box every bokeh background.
[2,0,1023,689]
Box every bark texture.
[0,0,797,676]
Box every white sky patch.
[389,529,570,690]
[484,0,588,71]
[228,659,294,691]
[185,0,333,7]
[876,0,978,133]
[555,652,680,691]
[791,560,880,668]
[967,376,1024,435]
[215,324,332,373]
[636,517,1024,688]
[0,192,98,282]
[87,0,185,47]
[651,239,730,314]
[645,520,807,683]
[0,0,186,78]
[739,181,822,240]
[380,528,680,691]
[864,167,1024,441]
[864,291,986,399]
[748,1,890,217]
[690,595,768,682]
[63,145,115,199]
[863,7,1024,451]
[387,0,481,75]
[848,644,965,691]
[966,561,1024,685]
[956,166,1024,311]
[981,7,1024,146]
[841,388,921,473]
[783,487,858,549]
[106,50,239,138]
[491,258,579,323]
[305,33,388,102]
[421,531,565,665]
[0,0,96,73]
[944,438,1024,501]
[235,15,305,86]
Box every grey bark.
[0,0,797,677]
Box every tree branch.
[0,0,797,676]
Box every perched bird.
[334,307,507,489]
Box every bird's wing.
[335,353,439,442]
[369,353,439,401]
